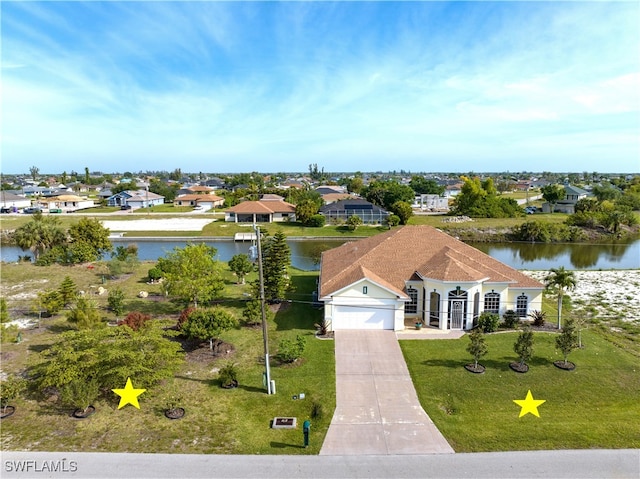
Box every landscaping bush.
[277,335,306,363]
[308,214,326,227]
[310,400,324,420]
[148,267,163,283]
[0,324,20,343]
[502,310,519,329]
[477,312,500,333]
[528,310,546,327]
[118,311,151,331]
[108,288,126,316]
[218,362,239,388]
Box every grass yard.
[400,330,640,452]
[1,266,335,454]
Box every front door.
[450,300,463,329]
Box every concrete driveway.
[320,330,454,455]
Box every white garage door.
[333,306,394,330]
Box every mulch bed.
[181,339,236,364]
[164,407,185,419]
[509,362,529,373]
[464,363,486,374]
[553,360,576,371]
[1,406,16,419]
[72,405,96,419]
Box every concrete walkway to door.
[320,330,455,455]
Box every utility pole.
[254,225,272,394]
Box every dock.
[234,232,257,242]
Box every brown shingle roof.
[175,194,223,203]
[319,226,543,298]
[228,200,296,214]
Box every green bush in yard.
[277,335,306,363]
[502,309,519,329]
[478,312,500,333]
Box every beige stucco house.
[319,226,543,331]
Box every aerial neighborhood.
[1,166,639,460]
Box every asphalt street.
[2,450,639,479]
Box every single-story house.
[107,190,164,209]
[319,199,389,224]
[225,195,296,223]
[38,195,95,212]
[321,193,353,205]
[0,191,32,210]
[542,184,589,214]
[174,193,224,209]
[319,225,543,332]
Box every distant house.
[39,195,95,212]
[315,185,347,196]
[174,192,224,209]
[319,225,544,331]
[107,190,164,209]
[321,193,353,205]
[412,194,449,211]
[542,185,589,214]
[225,195,296,223]
[319,199,389,224]
[0,191,31,210]
[202,178,226,189]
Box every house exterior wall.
[323,280,405,331]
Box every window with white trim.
[516,294,528,317]
[484,292,500,314]
[406,288,418,314]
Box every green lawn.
[1,267,335,454]
[400,330,640,452]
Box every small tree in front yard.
[556,318,579,367]
[108,288,126,317]
[513,327,534,368]
[277,335,306,363]
[242,299,274,327]
[180,307,238,354]
[1,376,25,414]
[228,254,253,285]
[60,378,100,414]
[466,328,488,370]
[346,215,363,231]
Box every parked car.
[0,207,11,214]
[120,204,132,210]
[193,205,204,211]
[49,208,62,214]
[23,207,42,214]
[524,206,537,214]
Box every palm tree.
[544,267,577,329]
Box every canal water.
[1,238,638,271]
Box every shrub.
[0,298,9,323]
[502,310,519,329]
[386,214,400,227]
[0,324,20,343]
[314,319,329,336]
[308,214,326,227]
[1,376,25,413]
[478,312,500,333]
[60,378,100,414]
[177,307,196,329]
[108,288,126,316]
[118,311,151,331]
[148,267,163,283]
[528,310,546,327]
[310,400,324,420]
[277,335,306,363]
[218,362,239,388]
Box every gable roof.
[319,226,543,298]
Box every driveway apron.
[320,330,454,455]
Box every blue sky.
[1,1,638,175]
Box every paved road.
[2,450,638,478]
[320,331,454,455]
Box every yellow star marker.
[112,377,146,409]
[513,390,546,418]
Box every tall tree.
[544,267,577,329]
[363,179,414,210]
[541,184,565,213]
[261,231,291,302]
[29,166,39,181]
[410,176,445,195]
[160,243,225,307]
[84,167,90,184]
[58,276,78,306]
[13,213,66,260]
[68,218,112,262]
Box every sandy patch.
[101,218,214,232]
[522,270,640,322]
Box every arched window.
[516,294,528,317]
[484,292,500,314]
[406,287,418,314]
